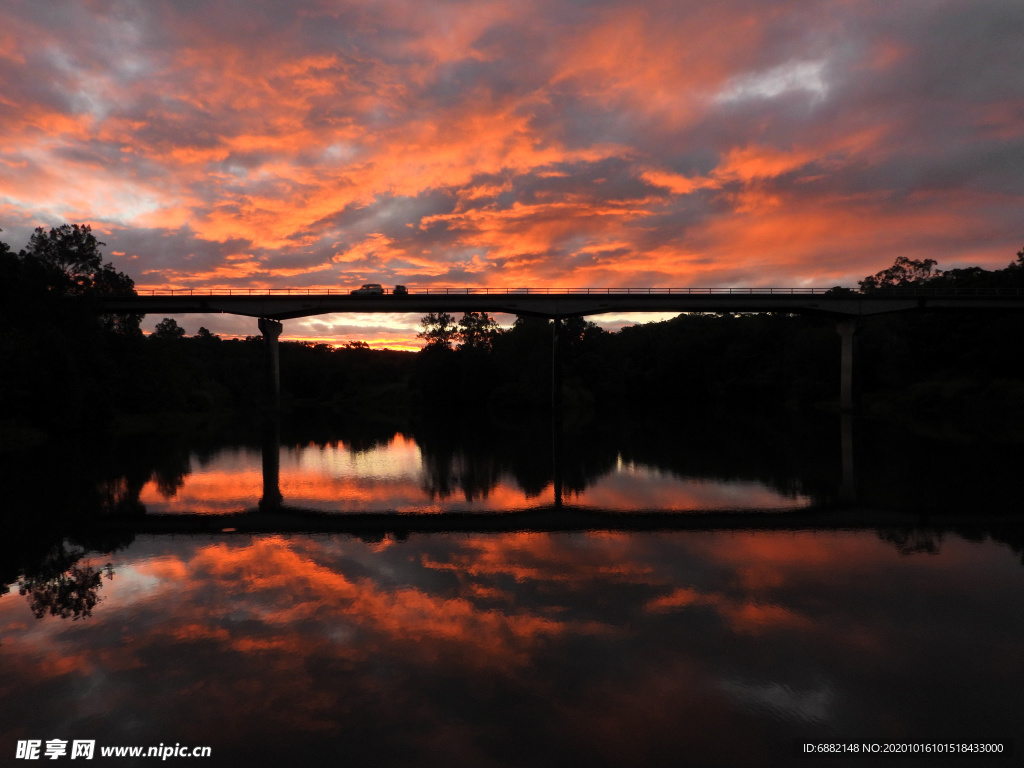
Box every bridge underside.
[95,292,1024,321]
[93,290,1024,415]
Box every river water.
[1,412,1021,766]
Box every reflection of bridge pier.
[259,412,283,512]
[552,408,563,510]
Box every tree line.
[410,248,1024,435]
[4,224,1024,439]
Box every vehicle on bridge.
[350,283,385,295]
[393,285,408,296]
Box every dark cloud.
[103,226,252,273]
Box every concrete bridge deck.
[95,287,1024,320]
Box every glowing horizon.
[2,0,1022,347]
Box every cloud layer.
[3,530,1022,764]
[2,0,1022,343]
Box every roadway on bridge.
[95,288,1024,320]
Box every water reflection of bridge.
[257,411,860,514]
[80,412,1023,558]
[90,415,1024,556]
[96,288,1024,412]
[96,505,1021,541]
[95,413,871,535]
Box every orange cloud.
[2,0,1020,346]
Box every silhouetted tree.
[94,267,143,336]
[22,224,141,334]
[0,224,145,430]
[153,317,186,339]
[18,543,114,620]
[418,312,458,350]
[486,316,554,410]
[7,224,142,335]
[457,312,499,352]
[23,224,108,295]
[559,316,606,355]
[859,256,940,291]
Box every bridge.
[94,286,1024,412]
[90,504,1019,537]
[98,285,1024,320]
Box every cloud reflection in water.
[1,529,1021,767]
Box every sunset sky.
[2,0,1022,347]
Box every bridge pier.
[551,317,563,413]
[836,318,858,412]
[258,317,283,409]
[839,413,856,503]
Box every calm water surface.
[136,432,814,514]
[2,414,1022,766]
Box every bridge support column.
[837,318,858,412]
[551,317,564,508]
[839,413,856,503]
[551,317,563,413]
[258,317,283,409]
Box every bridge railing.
[121,287,1024,297]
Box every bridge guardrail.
[120,286,1024,297]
